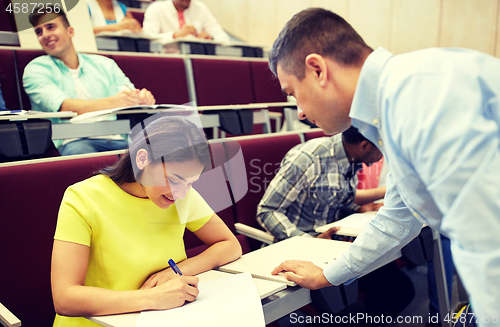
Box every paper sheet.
[315,212,376,234]
[135,272,265,327]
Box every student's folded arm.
[176,214,242,276]
[60,91,142,115]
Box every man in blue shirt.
[24,8,155,155]
[269,8,499,326]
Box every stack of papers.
[135,273,265,327]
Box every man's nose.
[297,106,306,120]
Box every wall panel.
[348,0,392,50]
[440,0,498,55]
[391,0,440,55]
[310,0,349,19]
[246,0,279,45]
[200,0,249,41]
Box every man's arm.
[60,58,155,114]
[273,173,422,288]
[354,187,386,205]
[59,91,144,115]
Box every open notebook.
[135,272,265,327]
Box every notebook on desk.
[218,237,352,286]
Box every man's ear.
[135,149,150,170]
[358,140,371,154]
[67,26,75,38]
[305,54,328,86]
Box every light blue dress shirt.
[323,47,500,324]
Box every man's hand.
[173,25,197,38]
[358,202,383,213]
[271,260,332,290]
[112,90,141,107]
[316,226,340,239]
[138,88,155,105]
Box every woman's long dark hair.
[100,115,211,185]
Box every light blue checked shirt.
[324,47,500,324]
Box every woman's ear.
[135,149,150,170]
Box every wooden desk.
[87,270,290,327]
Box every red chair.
[127,8,145,27]
[110,54,190,105]
[303,128,327,141]
[191,58,254,106]
[0,153,120,327]
[222,134,302,250]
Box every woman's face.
[139,159,205,209]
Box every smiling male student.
[23,7,155,155]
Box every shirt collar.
[350,47,393,151]
[50,52,86,75]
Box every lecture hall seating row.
[0,129,325,327]
[0,46,287,112]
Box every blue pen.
[168,259,183,275]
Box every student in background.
[24,7,155,155]
[257,126,384,242]
[269,8,500,325]
[87,0,142,34]
[51,115,242,326]
[143,0,230,43]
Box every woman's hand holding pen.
[145,276,199,310]
[140,268,176,289]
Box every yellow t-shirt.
[53,174,213,327]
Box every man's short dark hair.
[29,5,70,28]
[269,8,372,80]
[342,126,368,144]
